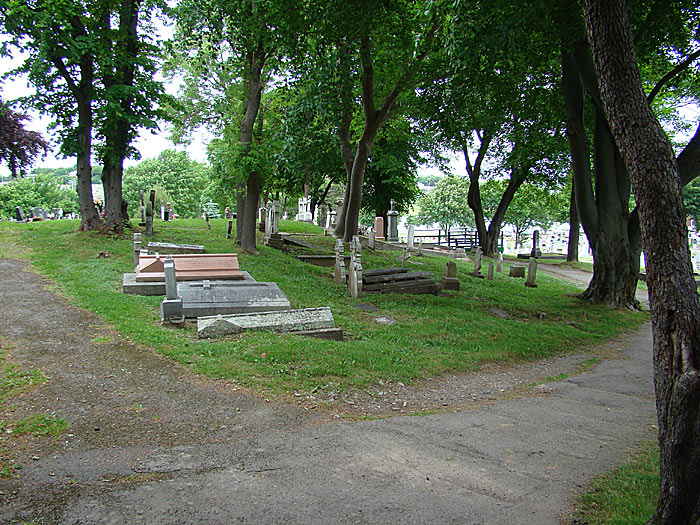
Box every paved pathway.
[0,259,656,524]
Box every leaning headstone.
[160,257,184,323]
[440,261,460,291]
[407,224,415,249]
[334,239,346,284]
[386,199,399,242]
[531,230,542,258]
[226,220,233,239]
[15,206,24,222]
[198,307,337,339]
[368,227,376,250]
[525,257,538,288]
[145,201,154,236]
[349,235,363,298]
[470,247,484,278]
[509,265,526,278]
[374,216,385,240]
[487,261,494,281]
[133,233,142,267]
[496,253,503,273]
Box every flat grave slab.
[177,281,291,318]
[123,271,255,296]
[198,307,336,339]
[147,241,205,254]
[135,253,243,282]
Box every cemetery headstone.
[145,201,154,236]
[487,260,494,281]
[164,202,172,221]
[133,233,142,266]
[160,205,165,221]
[368,227,376,250]
[374,216,385,240]
[455,247,467,259]
[440,261,460,291]
[349,235,363,298]
[295,197,313,222]
[140,190,146,225]
[386,199,399,242]
[470,247,484,278]
[15,206,24,222]
[263,200,284,249]
[334,239,346,284]
[160,256,184,323]
[258,206,267,232]
[525,257,538,288]
[509,264,526,278]
[176,280,292,318]
[531,230,542,258]
[227,220,233,239]
[205,214,211,230]
[135,253,244,282]
[497,253,503,273]
[407,224,415,249]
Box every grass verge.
[0,219,648,398]
[572,442,659,524]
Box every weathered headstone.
[525,257,538,288]
[487,260,494,281]
[263,201,284,250]
[226,220,233,239]
[417,239,424,256]
[197,307,338,339]
[349,235,363,298]
[455,247,467,259]
[334,239,346,284]
[146,242,205,254]
[497,253,503,273]
[205,214,211,230]
[176,280,292,318]
[386,199,399,242]
[160,257,184,323]
[133,233,142,266]
[509,264,526,278]
[470,247,484,278]
[295,197,313,221]
[440,261,460,291]
[530,230,542,258]
[368,227,376,250]
[398,247,410,268]
[374,216,385,240]
[407,224,415,249]
[258,206,267,232]
[15,206,24,222]
[139,191,146,225]
[145,201,154,236]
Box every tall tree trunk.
[343,135,375,241]
[75,100,101,231]
[483,169,527,256]
[583,1,700,521]
[101,159,125,233]
[240,171,261,252]
[566,183,580,262]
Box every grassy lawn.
[573,442,660,524]
[0,218,647,398]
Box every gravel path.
[0,258,656,524]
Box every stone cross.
[407,224,415,249]
[334,239,346,284]
[496,253,503,273]
[525,257,538,288]
[487,260,494,281]
[349,235,363,298]
[133,233,142,266]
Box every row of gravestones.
[470,246,538,287]
[13,206,68,222]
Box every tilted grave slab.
[198,307,337,339]
[123,271,255,296]
[177,280,291,318]
[135,253,243,282]
[146,241,205,254]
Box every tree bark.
[75,98,101,232]
[566,183,580,262]
[583,1,700,521]
[483,168,527,256]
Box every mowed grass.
[0,218,647,397]
[574,442,660,524]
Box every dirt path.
[0,258,656,524]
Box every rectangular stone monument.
[160,257,184,323]
[525,257,538,288]
[368,227,376,250]
[530,230,542,258]
[133,233,142,266]
[295,197,313,222]
[407,225,415,249]
[334,239,346,284]
[177,280,291,318]
[509,264,526,278]
[374,216,385,240]
[440,261,460,291]
[497,253,503,272]
[264,201,284,250]
[146,242,205,254]
[386,199,399,242]
[135,253,243,282]
[470,247,484,278]
[198,307,336,339]
[123,271,256,296]
[487,260,494,281]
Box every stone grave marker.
[407,225,415,249]
[440,261,460,291]
[198,307,338,339]
[263,200,284,249]
[525,257,538,288]
[139,190,146,225]
[258,206,267,232]
[509,264,526,278]
[531,230,542,258]
[176,280,291,318]
[374,216,385,240]
[397,247,410,268]
[497,253,503,273]
[146,242,205,254]
[487,260,494,281]
[133,233,142,266]
[334,239,346,284]
[470,247,484,278]
[349,235,363,298]
[145,201,154,236]
[135,253,243,282]
[160,257,184,323]
[455,247,467,259]
[15,206,24,222]
[386,199,399,242]
[368,227,376,250]
[226,220,233,239]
